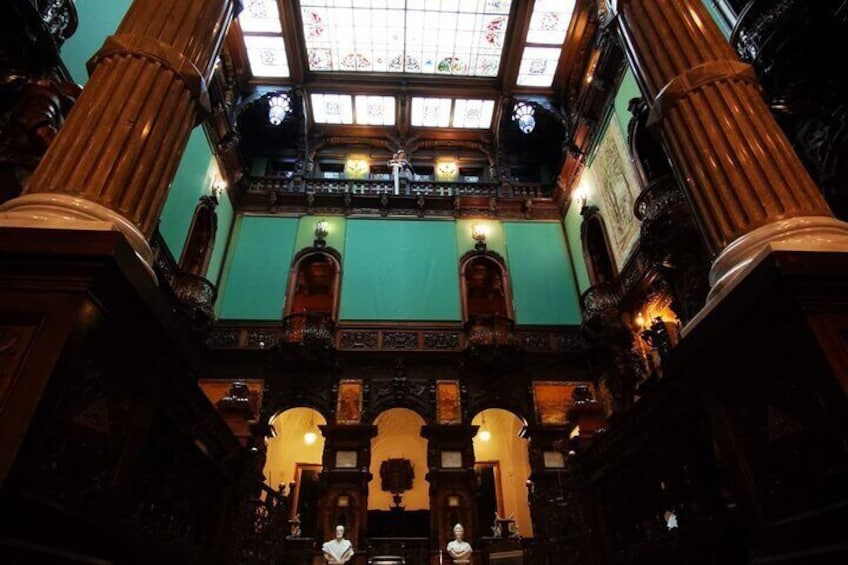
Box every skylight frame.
[516,0,576,88]
[241,0,291,79]
[410,96,496,129]
[298,0,515,77]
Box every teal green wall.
[340,220,461,321]
[217,216,299,320]
[564,207,591,293]
[613,70,643,137]
[703,1,733,38]
[455,219,506,259]
[61,0,131,84]
[294,216,347,256]
[159,128,221,261]
[504,222,581,325]
[208,189,233,285]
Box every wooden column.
[0,0,240,277]
[613,0,848,299]
[421,424,479,565]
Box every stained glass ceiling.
[517,0,575,87]
[300,0,514,76]
[242,0,290,78]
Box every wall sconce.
[436,160,458,179]
[314,219,329,248]
[345,158,369,178]
[471,223,488,252]
[268,94,291,126]
[211,177,226,200]
[573,182,588,211]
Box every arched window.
[179,196,218,277]
[460,253,514,323]
[582,213,617,286]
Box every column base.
[0,193,156,282]
[709,216,848,301]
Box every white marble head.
[335,525,345,539]
[453,523,464,540]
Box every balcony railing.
[172,272,218,329]
[247,176,549,199]
[465,314,520,349]
[281,312,335,348]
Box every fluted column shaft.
[614,0,848,295]
[1,0,239,273]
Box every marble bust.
[322,525,354,564]
[446,523,472,564]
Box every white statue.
[322,525,354,564]
[387,149,411,195]
[446,523,473,564]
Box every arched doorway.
[471,409,534,537]
[282,249,341,346]
[368,408,429,538]
[265,407,327,539]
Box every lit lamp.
[471,223,488,252]
[268,94,291,126]
[304,413,318,445]
[478,413,491,442]
[512,101,536,134]
[314,219,329,248]
[573,183,588,212]
[211,177,226,201]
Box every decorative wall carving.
[382,331,418,350]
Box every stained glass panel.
[354,95,396,125]
[411,97,452,127]
[240,0,283,33]
[311,93,355,124]
[300,0,514,76]
[245,35,290,78]
[452,98,495,129]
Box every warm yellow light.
[304,431,318,445]
[636,312,646,328]
[471,223,488,242]
[479,429,491,442]
[436,160,458,177]
[573,182,588,206]
[345,157,369,178]
[315,219,329,238]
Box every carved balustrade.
[172,272,218,330]
[280,312,335,348]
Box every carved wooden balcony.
[633,174,691,262]
[280,312,335,349]
[732,0,801,69]
[464,314,522,365]
[580,281,623,326]
[172,272,218,331]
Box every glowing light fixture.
[345,157,369,178]
[314,219,329,247]
[512,102,536,134]
[471,223,488,252]
[211,177,226,199]
[573,182,588,209]
[478,413,492,442]
[636,312,646,328]
[436,160,458,179]
[268,94,291,125]
[304,414,317,445]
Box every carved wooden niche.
[460,252,514,324]
[284,248,342,319]
[282,248,342,346]
[179,196,218,277]
[581,212,617,286]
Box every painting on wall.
[591,114,642,267]
[336,379,363,424]
[532,381,576,425]
[436,380,462,424]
